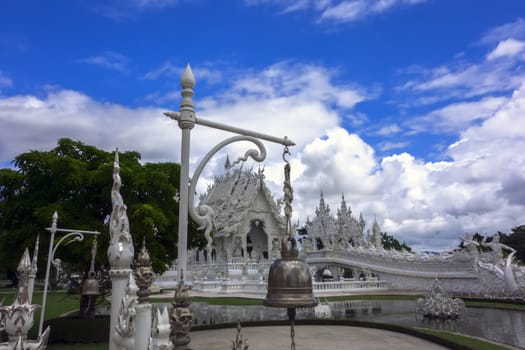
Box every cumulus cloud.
[2,56,524,252]
[78,51,129,73]
[291,84,525,251]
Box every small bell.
[82,271,100,296]
[263,238,318,309]
[82,237,100,296]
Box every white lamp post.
[164,64,295,282]
[38,211,100,336]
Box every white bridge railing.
[313,280,388,293]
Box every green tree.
[0,138,203,280]
[381,232,412,252]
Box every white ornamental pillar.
[107,150,135,350]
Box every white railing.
[313,280,388,293]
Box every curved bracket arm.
[51,232,85,267]
[188,135,267,251]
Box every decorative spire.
[178,64,196,130]
[31,235,39,275]
[231,321,249,350]
[181,64,195,90]
[173,271,191,308]
[134,239,156,304]
[108,149,134,270]
[225,154,231,170]
[1,249,43,344]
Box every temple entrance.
[246,219,268,260]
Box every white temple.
[196,163,285,263]
[158,164,525,297]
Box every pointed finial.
[31,234,40,272]
[18,249,32,274]
[52,211,58,224]
[114,148,120,168]
[181,64,195,89]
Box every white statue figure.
[481,234,514,264]
[460,233,480,256]
[152,307,173,350]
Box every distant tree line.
[381,232,412,252]
[0,138,204,283]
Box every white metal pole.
[177,128,191,278]
[38,211,57,336]
[175,64,196,281]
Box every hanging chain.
[283,145,293,238]
[287,308,296,350]
[89,237,97,275]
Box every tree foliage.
[0,138,204,279]
[381,232,412,252]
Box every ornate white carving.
[113,273,138,350]
[108,150,134,270]
[0,250,50,350]
[416,279,465,319]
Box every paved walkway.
[190,325,450,350]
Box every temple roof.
[200,166,284,238]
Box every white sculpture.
[0,250,50,350]
[108,150,135,350]
[108,151,134,269]
[416,279,465,319]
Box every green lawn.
[1,290,83,321]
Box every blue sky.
[1,0,525,250]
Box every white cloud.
[479,18,525,46]
[2,60,524,252]
[243,0,427,23]
[486,38,525,61]
[0,71,12,89]
[376,123,401,136]
[398,25,525,106]
[78,51,129,73]
[408,96,508,134]
[378,140,409,151]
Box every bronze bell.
[81,271,100,296]
[264,238,318,309]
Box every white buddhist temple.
[157,163,525,297]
